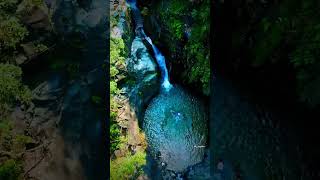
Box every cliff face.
[1,0,108,179]
[140,0,210,96]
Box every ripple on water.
[144,85,208,172]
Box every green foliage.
[0,118,33,152]
[110,151,146,180]
[0,119,32,180]
[245,0,320,106]
[252,18,287,66]
[0,0,18,12]
[110,37,127,153]
[0,159,22,180]
[288,16,320,106]
[110,124,122,153]
[159,0,187,40]
[110,37,126,65]
[0,120,12,137]
[0,17,28,50]
[35,43,48,53]
[158,0,210,94]
[0,64,32,110]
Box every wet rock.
[53,0,107,34]
[144,86,207,172]
[126,37,159,119]
[32,75,64,101]
[86,69,99,85]
[127,37,157,82]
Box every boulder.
[127,37,157,82]
[32,75,64,101]
[19,6,51,30]
[125,37,159,120]
[15,54,28,65]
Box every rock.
[54,0,107,34]
[114,149,126,158]
[111,26,123,38]
[86,69,98,85]
[34,107,48,117]
[137,175,149,180]
[15,54,28,65]
[127,37,157,82]
[32,76,64,101]
[27,102,35,113]
[21,42,37,59]
[22,6,51,30]
[125,37,159,120]
[217,161,224,170]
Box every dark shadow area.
[212,0,320,179]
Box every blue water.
[127,0,172,92]
[145,37,172,91]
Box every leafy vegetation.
[0,118,33,179]
[110,151,146,180]
[0,64,32,113]
[244,0,320,107]
[0,159,22,180]
[157,0,210,94]
[110,37,127,153]
[0,17,28,51]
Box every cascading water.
[127,0,172,92]
[127,0,208,174]
[145,37,173,91]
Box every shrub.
[0,0,18,12]
[110,151,146,180]
[0,159,22,180]
[110,37,127,153]
[0,17,28,50]
[0,64,32,111]
[157,0,210,95]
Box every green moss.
[110,151,146,180]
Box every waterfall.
[145,37,172,91]
[127,0,172,92]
